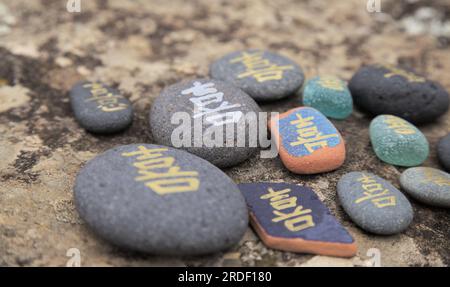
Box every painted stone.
[337,172,413,235]
[302,76,353,120]
[74,144,249,255]
[400,167,450,208]
[239,182,357,257]
[70,81,133,133]
[210,49,305,101]
[349,64,449,124]
[149,78,261,168]
[438,133,450,172]
[369,115,429,167]
[269,107,346,174]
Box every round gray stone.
[149,78,262,168]
[210,49,304,101]
[74,144,249,255]
[400,167,450,208]
[438,133,450,172]
[337,171,413,235]
[70,81,133,133]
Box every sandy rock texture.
[0,0,449,266]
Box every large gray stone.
[400,167,450,208]
[149,78,262,168]
[337,171,413,235]
[74,144,249,255]
[70,81,133,133]
[210,49,304,101]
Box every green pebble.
[370,115,429,167]
[302,76,353,120]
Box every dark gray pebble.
[349,64,449,124]
[337,171,413,235]
[400,167,450,208]
[70,81,133,133]
[74,144,249,255]
[149,78,262,168]
[438,133,450,172]
[210,49,305,101]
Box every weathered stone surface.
[0,0,449,267]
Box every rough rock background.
[0,0,449,267]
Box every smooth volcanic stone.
[369,115,429,167]
[74,144,249,255]
[210,49,304,101]
[70,81,133,133]
[400,167,450,208]
[337,172,413,235]
[302,76,353,120]
[149,78,261,168]
[269,107,346,174]
[239,183,357,257]
[349,64,449,124]
[438,133,450,172]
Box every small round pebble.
[370,115,429,167]
[70,81,133,133]
[438,133,450,172]
[210,49,305,101]
[337,172,413,235]
[149,78,261,168]
[349,64,449,124]
[400,167,450,208]
[74,144,249,255]
[302,76,353,120]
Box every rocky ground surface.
[0,0,449,267]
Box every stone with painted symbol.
[210,49,305,101]
[70,81,133,133]
[438,133,450,172]
[149,78,261,168]
[239,182,357,257]
[400,167,450,208]
[269,107,345,174]
[369,115,429,167]
[337,172,413,235]
[74,144,248,255]
[349,64,449,124]
[302,76,353,120]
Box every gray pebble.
[149,78,262,168]
[400,167,450,208]
[70,81,133,133]
[337,172,413,235]
[210,49,304,101]
[438,133,450,172]
[74,144,249,255]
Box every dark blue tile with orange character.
[239,182,357,257]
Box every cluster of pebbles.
[70,49,450,257]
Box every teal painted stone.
[369,115,429,167]
[302,76,353,120]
